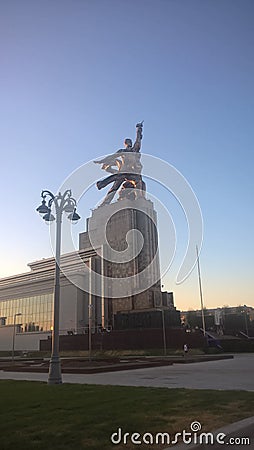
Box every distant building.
[181,305,254,336]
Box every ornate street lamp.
[36,190,80,384]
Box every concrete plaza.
[0,353,253,391]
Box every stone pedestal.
[79,198,162,326]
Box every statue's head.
[124,138,132,148]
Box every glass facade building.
[0,293,53,332]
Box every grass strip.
[1,380,254,449]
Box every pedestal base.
[48,355,62,385]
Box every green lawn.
[1,381,254,449]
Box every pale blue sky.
[0,0,253,310]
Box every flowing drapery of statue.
[94,122,146,206]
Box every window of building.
[0,293,53,332]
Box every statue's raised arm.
[132,121,144,153]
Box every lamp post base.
[48,356,62,385]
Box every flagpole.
[196,245,206,336]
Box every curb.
[164,416,254,449]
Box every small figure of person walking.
[183,343,188,356]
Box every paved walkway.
[170,416,254,449]
[0,354,253,391]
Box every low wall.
[40,328,206,351]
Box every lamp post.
[88,304,93,362]
[36,189,80,384]
[157,308,167,356]
[88,257,93,362]
[12,313,22,362]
